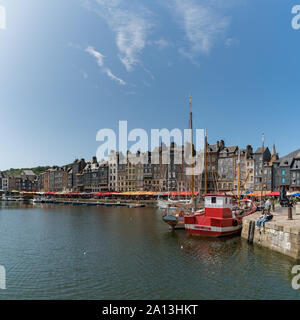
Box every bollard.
[248,221,255,244]
[288,207,293,220]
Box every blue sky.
[0,0,299,170]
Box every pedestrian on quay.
[264,197,271,214]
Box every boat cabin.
[204,194,234,219]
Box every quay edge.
[241,206,300,260]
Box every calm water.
[0,201,299,300]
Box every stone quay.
[241,205,300,260]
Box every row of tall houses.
[0,170,37,193]
[2,142,300,194]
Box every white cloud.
[88,0,153,72]
[0,5,6,30]
[170,0,232,58]
[104,68,126,85]
[85,46,126,85]
[86,46,104,67]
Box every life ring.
[179,210,184,217]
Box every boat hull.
[162,215,185,230]
[184,223,242,237]
[184,214,242,238]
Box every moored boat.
[184,194,257,237]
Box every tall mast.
[237,149,241,207]
[204,129,208,195]
[189,93,194,200]
[260,133,265,206]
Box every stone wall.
[241,212,300,260]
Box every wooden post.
[288,206,293,220]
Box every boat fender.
[232,219,238,226]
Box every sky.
[0,0,300,170]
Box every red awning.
[266,191,280,196]
[163,192,199,196]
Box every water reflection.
[0,202,299,300]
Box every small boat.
[104,203,113,207]
[86,203,97,206]
[184,194,257,237]
[157,198,191,210]
[32,198,43,204]
[127,203,145,208]
[162,210,185,229]
[72,202,83,206]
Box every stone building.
[273,148,300,192]
[217,145,239,191]
[48,166,68,192]
[108,151,119,192]
[82,157,109,193]
[233,145,254,193]
[253,146,278,191]
[71,159,86,192]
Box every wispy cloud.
[85,46,126,85]
[86,46,104,67]
[169,0,232,59]
[85,0,153,72]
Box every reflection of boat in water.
[184,194,257,237]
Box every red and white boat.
[184,194,257,237]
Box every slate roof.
[22,170,35,176]
[274,149,300,167]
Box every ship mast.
[237,149,241,207]
[260,133,265,207]
[204,128,208,195]
[189,94,194,202]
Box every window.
[282,178,285,184]
[211,197,217,204]
[282,170,285,175]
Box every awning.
[163,192,199,196]
[247,191,271,197]
[266,192,280,196]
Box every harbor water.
[0,202,299,300]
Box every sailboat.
[184,149,257,237]
[162,94,204,229]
